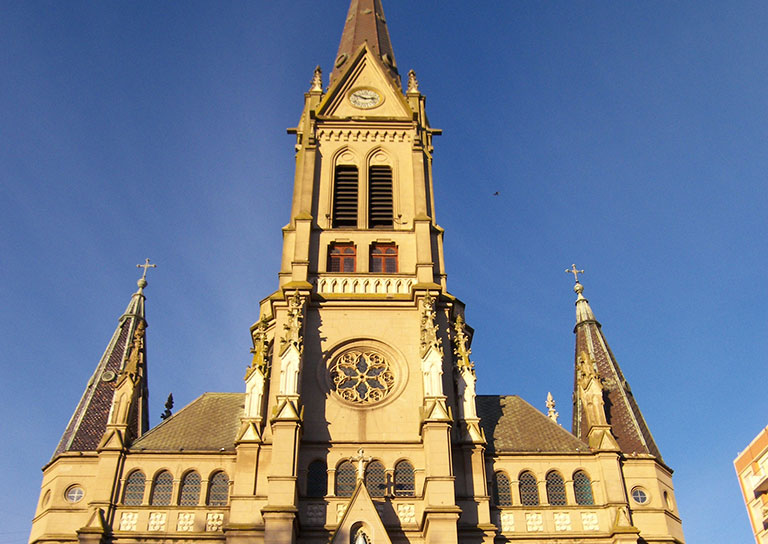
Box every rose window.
[330,350,395,404]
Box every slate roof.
[130,393,243,452]
[477,395,588,454]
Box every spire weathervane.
[566,264,585,284]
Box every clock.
[349,88,382,109]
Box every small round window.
[631,487,648,504]
[65,485,85,503]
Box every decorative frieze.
[206,513,224,532]
[177,512,195,532]
[119,512,137,531]
[581,511,600,531]
[554,512,572,531]
[499,511,515,532]
[397,503,416,524]
[148,512,166,531]
[317,129,410,143]
[525,512,544,532]
[316,276,413,295]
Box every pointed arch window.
[333,165,359,228]
[493,471,513,507]
[150,470,173,506]
[573,470,594,505]
[519,471,539,506]
[328,243,356,272]
[307,460,328,498]
[368,165,393,228]
[178,471,201,506]
[546,471,567,505]
[123,470,146,506]
[207,471,229,506]
[365,460,387,497]
[394,460,415,497]
[370,243,398,273]
[335,461,356,497]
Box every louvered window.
[368,165,393,228]
[123,470,146,506]
[307,460,328,497]
[365,460,387,497]
[546,471,567,505]
[178,471,201,506]
[332,165,359,228]
[519,471,539,506]
[335,461,356,497]
[493,472,513,507]
[370,243,398,273]
[573,470,594,505]
[207,471,229,506]
[394,460,415,497]
[150,471,173,506]
[328,243,356,272]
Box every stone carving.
[453,315,477,419]
[581,511,599,531]
[206,512,224,532]
[117,321,146,387]
[554,512,572,531]
[525,512,544,532]
[336,503,348,522]
[177,512,195,532]
[420,293,442,356]
[407,69,419,93]
[245,318,271,419]
[546,392,559,423]
[577,352,608,426]
[317,129,410,143]
[119,512,138,531]
[307,503,325,525]
[351,448,372,481]
[310,65,323,92]
[281,291,305,354]
[331,351,394,404]
[148,512,166,531]
[397,503,416,524]
[452,315,472,369]
[499,511,515,532]
[248,318,270,376]
[316,276,413,295]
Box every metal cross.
[566,264,584,283]
[137,258,157,280]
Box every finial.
[136,258,156,290]
[546,392,559,423]
[310,65,323,92]
[566,263,585,285]
[407,69,419,93]
[160,393,174,420]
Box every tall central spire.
[330,0,399,85]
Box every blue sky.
[2,2,766,542]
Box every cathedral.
[29,2,685,543]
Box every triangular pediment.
[331,482,392,544]
[319,45,412,120]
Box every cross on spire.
[136,258,157,290]
[566,264,585,284]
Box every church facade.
[29,2,685,543]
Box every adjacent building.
[29,1,685,543]
[735,426,768,544]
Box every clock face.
[349,88,382,109]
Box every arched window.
[123,470,146,506]
[493,472,513,507]
[394,460,415,497]
[519,471,539,506]
[328,243,356,272]
[207,471,229,506]
[336,461,356,497]
[307,460,328,498]
[150,470,173,506]
[370,243,398,273]
[546,471,567,505]
[368,165,393,228]
[333,165,359,228]
[178,471,201,506]
[573,470,594,505]
[365,460,387,497]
